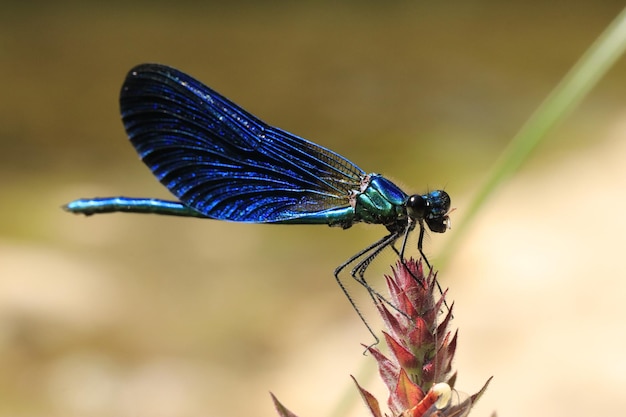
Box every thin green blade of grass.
[331,8,626,417]
[438,6,626,268]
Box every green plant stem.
[438,6,626,268]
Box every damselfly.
[64,64,452,334]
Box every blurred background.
[2,1,626,416]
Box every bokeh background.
[2,1,626,416]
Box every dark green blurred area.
[3,1,624,178]
[1,2,625,416]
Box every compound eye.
[406,195,426,219]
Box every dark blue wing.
[120,64,366,223]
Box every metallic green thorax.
[351,174,408,227]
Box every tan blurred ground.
[451,114,626,417]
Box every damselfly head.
[406,190,451,234]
